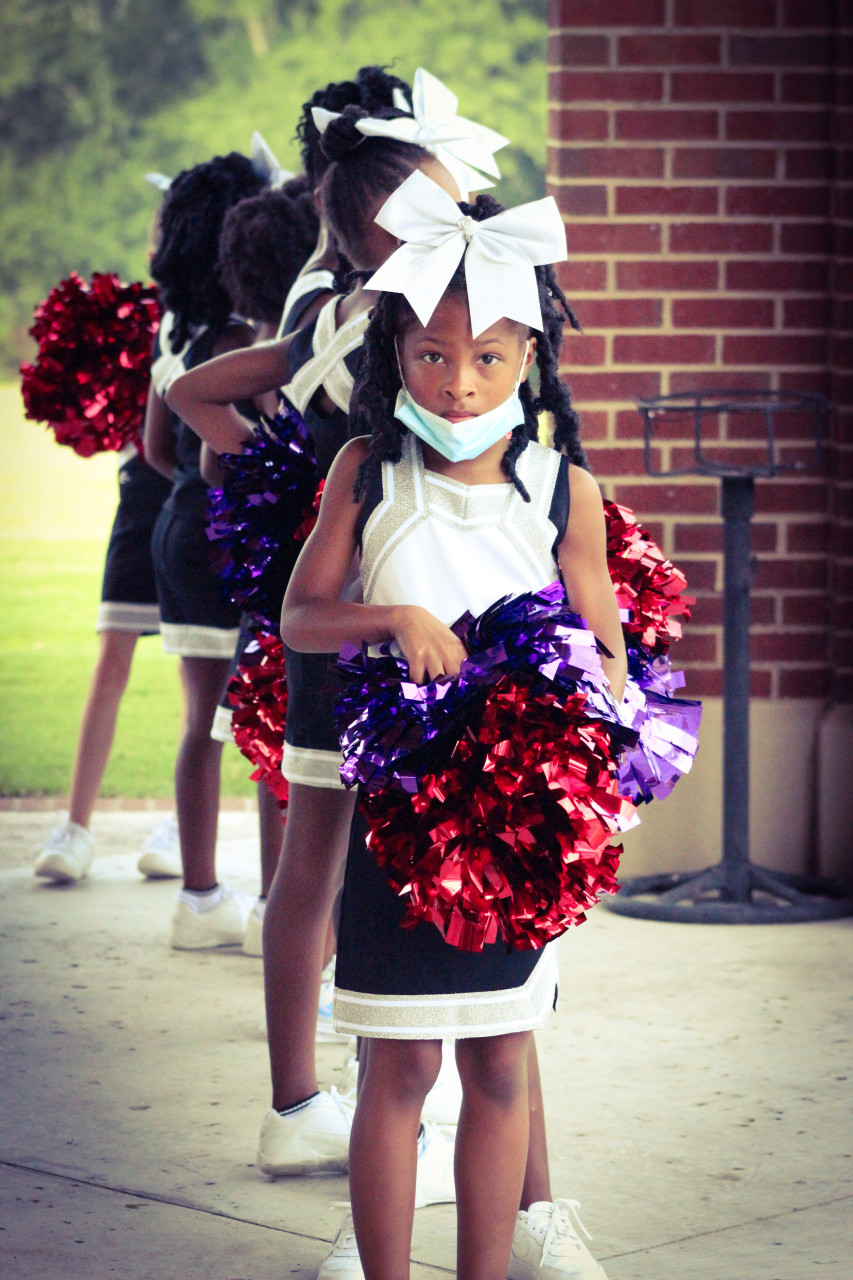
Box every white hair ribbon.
[311,68,509,200]
[364,169,567,338]
[144,172,172,191]
[250,131,294,189]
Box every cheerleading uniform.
[333,432,569,1040]
[97,444,172,634]
[276,268,336,338]
[150,314,242,658]
[278,298,369,789]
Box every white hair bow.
[311,68,509,200]
[250,131,294,189]
[364,170,567,337]
[144,133,294,197]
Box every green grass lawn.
[0,386,254,798]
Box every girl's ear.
[521,335,537,381]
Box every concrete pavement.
[1,810,851,1279]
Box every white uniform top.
[360,431,563,626]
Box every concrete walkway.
[1,810,850,1279]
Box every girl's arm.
[166,334,295,456]
[558,464,627,701]
[142,383,176,480]
[281,439,467,684]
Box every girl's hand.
[391,606,468,684]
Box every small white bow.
[144,172,172,192]
[311,68,509,200]
[364,170,567,337]
[250,131,294,189]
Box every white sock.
[179,884,225,913]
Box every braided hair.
[297,66,412,189]
[348,193,587,503]
[318,106,436,268]
[150,152,266,351]
[217,175,319,324]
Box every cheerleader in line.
[144,152,266,950]
[281,173,617,1278]
[167,76,464,1188]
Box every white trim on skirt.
[96,601,161,634]
[160,623,240,659]
[281,743,346,790]
[333,941,559,1040]
[210,704,235,744]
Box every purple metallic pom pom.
[206,404,318,633]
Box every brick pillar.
[547,0,837,702]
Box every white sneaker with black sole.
[509,1199,608,1280]
[137,814,181,879]
[34,817,94,884]
[256,1087,354,1176]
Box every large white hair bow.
[364,170,567,337]
[311,68,509,200]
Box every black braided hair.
[296,66,412,189]
[348,193,587,503]
[151,152,266,351]
[217,176,319,324]
[318,106,436,266]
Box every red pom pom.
[20,271,160,457]
[228,632,289,809]
[603,499,694,657]
[359,674,633,953]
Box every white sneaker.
[242,898,265,957]
[414,1122,456,1208]
[170,885,251,950]
[317,958,349,1043]
[317,1212,363,1279]
[34,817,94,884]
[137,814,181,879]
[256,1088,354,1176]
[421,1041,462,1126]
[509,1200,608,1280]
[339,1054,359,1101]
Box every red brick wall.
[547,0,847,700]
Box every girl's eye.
[480,353,500,366]
[421,352,443,364]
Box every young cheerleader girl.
[144,151,267,950]
[209,176,320,953]
[280,172,620,1278]
[167,89,466,1180]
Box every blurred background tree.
[0,0,545,375]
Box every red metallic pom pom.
[603,499,694,658]
[20,271,160,457]
[359,674,633,953]
[228,632,289,809]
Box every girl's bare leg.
[455,1032,532,1280]
[263,783,355,1108]
[521,1035,552,1209]
[175,656,230,890]
[67,630,139,829]
[349,1038,442,1279]
[257,779,285,898]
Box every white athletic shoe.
[508,1200,608,1280]
[256,1088,354,1176]
[339,1054,359,1101]
[421,1041,463,1126]
[137,814,181,879]
[242,898,265,957]
[170,885,251,950]
[414,1122,456,1208]
[317,1213,363,1279]
[34,817,94,884]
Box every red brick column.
[547,0,839,701]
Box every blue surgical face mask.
[393,341,530,464]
